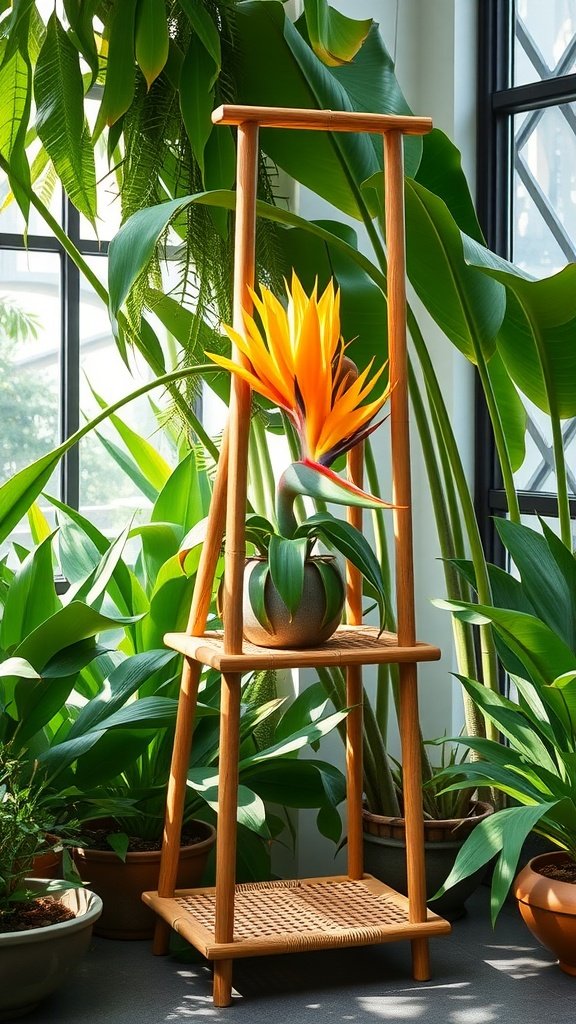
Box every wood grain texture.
[384,129,429,977]
[212,104,432,136]
[163,626,441,671]
[222,121,259,656]
[213,671,242,1005]
[345,444,364,880]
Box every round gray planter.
[0,880,102,1020]
[363,802,494,921]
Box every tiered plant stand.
[144,104,451,1007]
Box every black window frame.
[0,196,109,514]
[475,0,576,562]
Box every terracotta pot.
[514,851,576,975]
[0,881,102,1020]
[74,821,216,940]
[362,801,494,921]
[242,555,345,649]
[31,834,62,880]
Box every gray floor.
[26,888,574,1023]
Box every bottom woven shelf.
[143,874,451,960]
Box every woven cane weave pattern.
[173,879,409,947]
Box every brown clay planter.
[363,801,494,921]
[31,835,62,880]
[514,851,576,975]
[74,821,216,940]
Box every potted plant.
[207,273,391,647]
[362,744,493,921]
[432,519,576,972]
[0,751,102,1020]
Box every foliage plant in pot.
[432,519,576,972]
[208,273,391,648]
[0,752,102,1021]
[362,745,493,922]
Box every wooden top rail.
[212,104,433,136]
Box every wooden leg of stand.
[346,664,364,880]
[153,658,202,955]
[399,661,430,981]
[213,671,241,1006]
[214,960,234,1008]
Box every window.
[476,0,576,560]
[0,162,170,552]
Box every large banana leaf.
[463,235,576,418]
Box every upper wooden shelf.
[212,104,433,136]
[163,625,441,673]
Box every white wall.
[294,0,479,875]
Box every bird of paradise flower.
[207,273,393,537]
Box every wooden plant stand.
[144,104,451,1007]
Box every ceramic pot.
[0,881,102,1020]
[362,801,494,921]
[514,851,576,975]
[242,555,345,649]
[74,821,216,939]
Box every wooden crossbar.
[212,104,433,136]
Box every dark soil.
[81,823,210,853]
[538,861,576,884]
[0,897,75,934]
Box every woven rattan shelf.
[164,625,441,672]
[144,875,451,960]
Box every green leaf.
[152,451,210,532]
[316,801,342,842]
[437,599,576,687]
[268,536,307,618]
[273,680,329,744]
[495,518,576,651]
[281,461,390,511]
[106,832,130,861]
[247,560,271,631]
[1,532,59,649]
[84,695,177,731]
[242,709,348,766]
[463,236,576,418]
[179,0,221,72]
[300,512,386,628]
[414,128,484,242]
[14,601,139,671]
[180,32,214,182]
[135,0,169,89]
[486,351,527,473]
[187,775,270,838]
[0,657,39,679]
[94,0,137,137]
[89,384,172,492]
[434,803,557,924]
[302,0,371,66]
[402,177,505,362]
[93,429,159,502]
[34,13,97,227]
[315,558,345,629]
[67,649,176,738]
[63,0,99,87]
[234,1,381,219]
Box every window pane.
[514,396,576,495]
[512,103,576,276]
[78,257,174,536]
[0,169,61,238]
[514,0,576,86]
[0,249,61,553]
